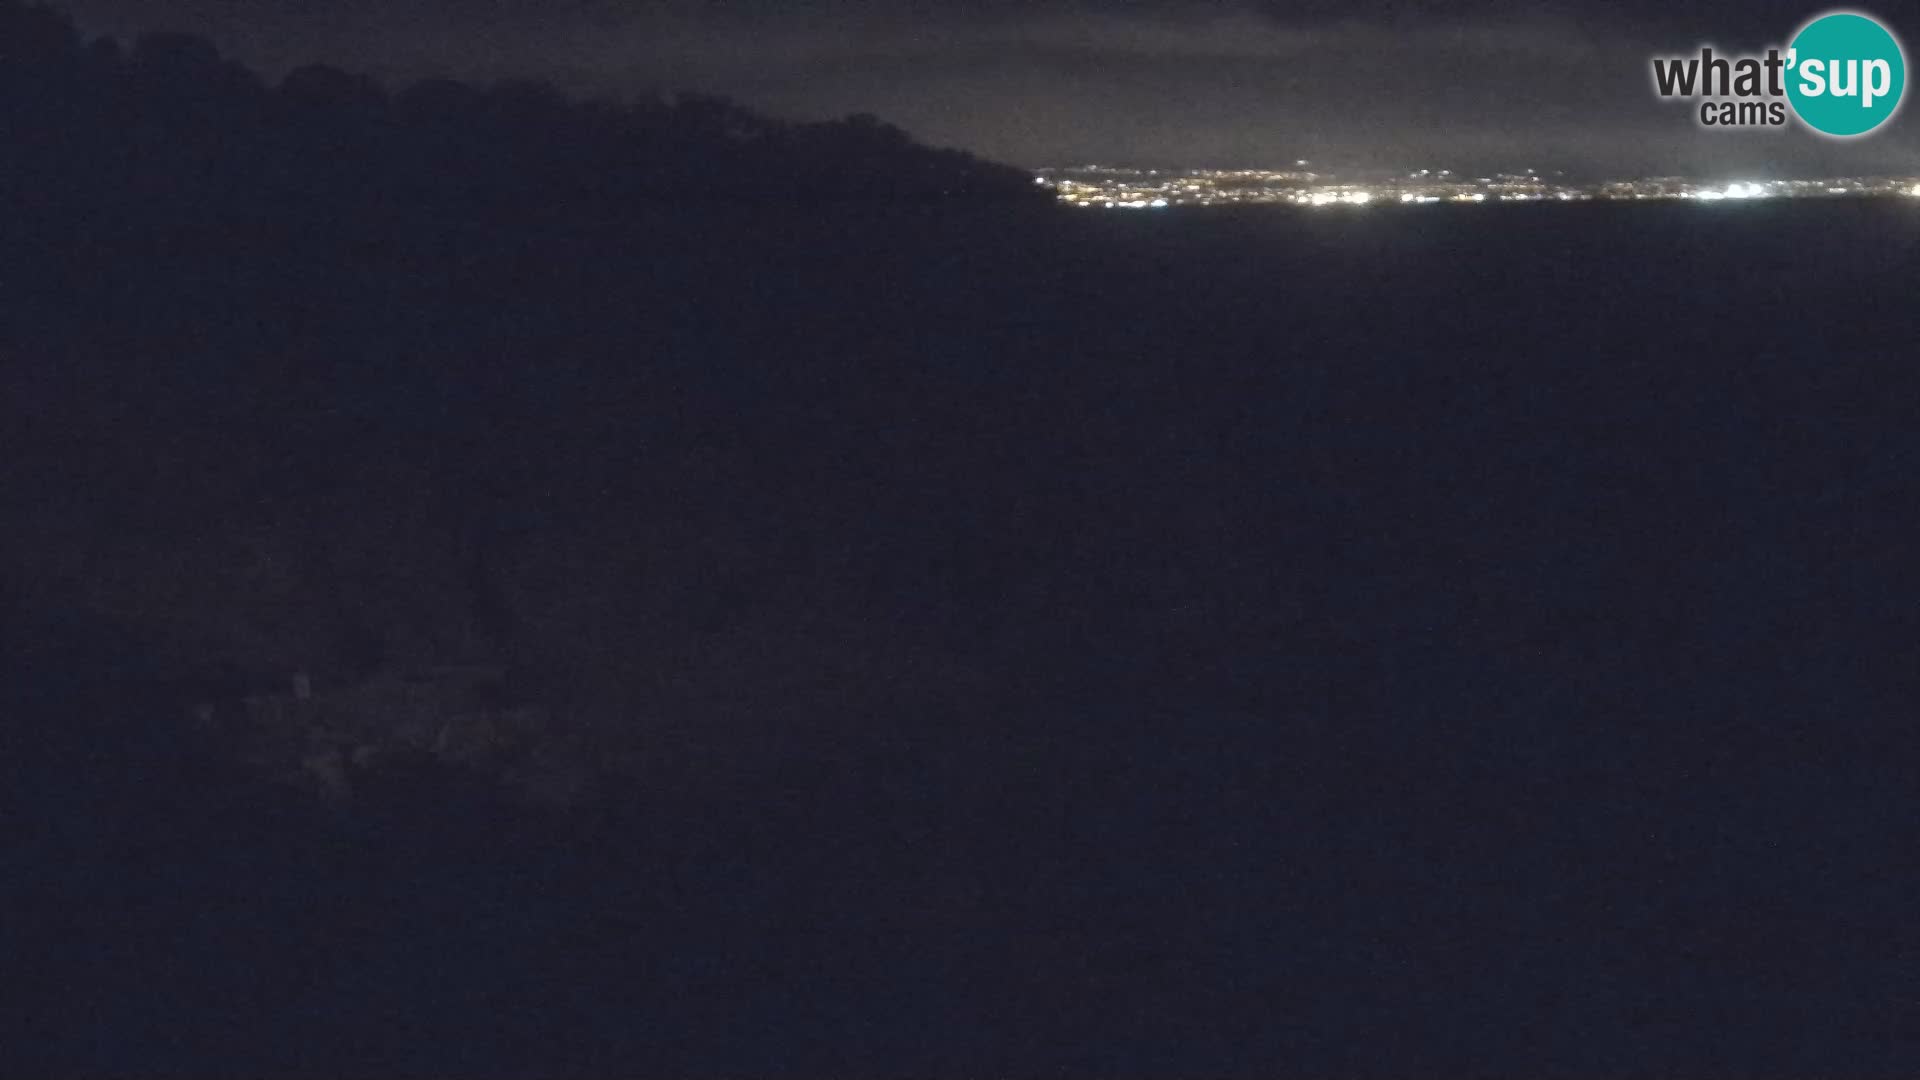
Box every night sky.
[52,1,1920,178]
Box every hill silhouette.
[0,0,1043,228]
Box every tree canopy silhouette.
[0,0,1044,230]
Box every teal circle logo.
[1786,12,1906,136]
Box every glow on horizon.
[1693,181,1770,202]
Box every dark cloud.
[51,0,1920,174]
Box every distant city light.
[1693,182,1770,202]
[1302,190,1373,207]
[1038,166,1920,210]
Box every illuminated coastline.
[1036,166,1920,209]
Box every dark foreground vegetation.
[4,1,1917,1074]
